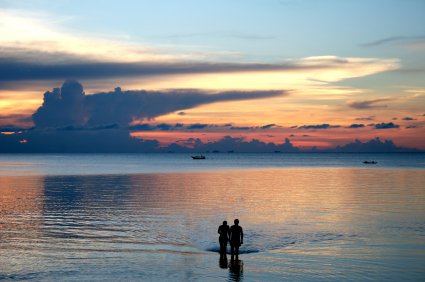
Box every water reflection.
[1,167,424,281]
[228,256,244,282]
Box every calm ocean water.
[1,153,424,281]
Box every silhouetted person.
[229,219,243,257]
[218,221,230,256]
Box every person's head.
[234,219,239,225]
[223,221,227,225]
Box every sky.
[1,0,425,152]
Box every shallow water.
[1,154,424,281]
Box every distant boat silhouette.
[192,155,205,159]
[363,161,377,164]
[274,151,281,153]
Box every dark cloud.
[0,128,160,153]
[355,116,375,120]
[156,123,173,130]
[0,50,350,85]
[373,122,400,129]
[230,126,254,130]
[0,126,35,132]
[175,123,184,127]
[346,124,365,128]
[290,126,298,128]
[32,80,285,128]
[406,126,418,129]
[298,124,340,129]
[402,117,417,120]
[178,112,186,116]
[260,124,276,129]
[320,137,421,152]
[179,136,299,153]
[186,123,209,129]
[362,36,425,47]
[302,135,309,137]
[289,134,294,137]
[127,124,156,131]
[223,124,232,127]
[1,129,422,153]
[392,117,398,120]
[346,98,391,109]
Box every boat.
[191,155,205,159]
[363,161,377,164]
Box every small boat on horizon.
[363,161,377,164]
[191,155,205,159]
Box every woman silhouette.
[218,221,230,254]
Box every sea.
[1,153,424,281]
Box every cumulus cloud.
[260,124,276,129]
[178,112,187,116]
[32,80,285,128]
[346,98,392,109]
[402,117,417,120]
[186,123,209,129]
[320,137,421,152]
[298,124,341,129]
[346,124,365,128]
[372,122,400,129]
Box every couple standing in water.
[218,219,243,256]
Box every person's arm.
[240,227,243,244]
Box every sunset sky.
[1,0,425,152]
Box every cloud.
[406,126,418,129]
[320,137,421,152]
[392,117,398,120]
[298,124,340,129]
[290,126,298,128]
[186,123,209,129]
[230,126,254,130]
[260,124,276,129]
[346,98,392,109]
[346,124,365,128]
[302,135,309,137]
[156,123,173,130]
[372,122,400,129]
[289,134,294,137]
[32,80,285,128]
[362,36,425,47]
[0,128,160,153]
[178,112,186,116]
[0,52,400,87]
[181,136,300,153]
[223,124,232,127]
[355,116,375,120]
[402,117,417,120]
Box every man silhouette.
[229,219,243,256]
[218,221,230,255]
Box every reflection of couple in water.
[218,219,244,256]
